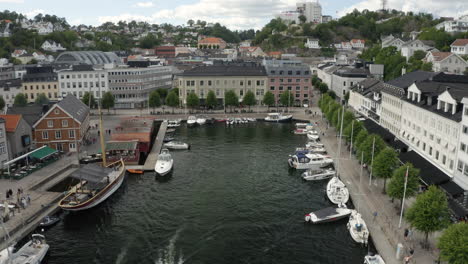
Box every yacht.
[302,168,336,181]
[0,247,13,264]
[364,253,385,264]
[196,116,206,125]
[187,116,197,126]
[264,113,292,123]
[167,119,181,128]
[8,234,49,264]
[288,153,333,170]
[295,123,311,129]
[306,141,324,148]
[293,128,308,135]
[164,141,190,150]
[326,177,350,205]
[155,149,173,176]
[348,210,369,245]
[307,130,320,141]
[296,145,326,154]
[305,203,352,223]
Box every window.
[422,142,426,151]
[435,151,439,160]
[55,131,61,139]
[0,128,2,138]
[240,90,244,96]
[288,79,292,83]
[69,143,76,150]
[461,143,466,152]
[296,79,300,82]
[287,71,292,75]
[279,86,283,91]
[463,126,468,134]
[200,80,204,85]
[47,120,53,128]
[464,165,468,176]
[429,147,433,155]
[279,79,284,83]
[208,80,212,86]
[42,131,48,139]
[0,143,5,154]
[240,81,244,86]
[442,155,446,165]
[287,86,292,91]
[256,80,260,86]
[458,160,464,172]
[450,160,454,170]
[248,80,251,85]
[296,86,300,91]
[270,79,275,83]
[270,86,275,90]
[62,120,68,127]
[69,130,75,138]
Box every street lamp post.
[369,136,376,186]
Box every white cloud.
[24,9,45,19]
[98,0,299,30]
[338,0,468,18]
[0,0,24,3]
[135,1,154,8]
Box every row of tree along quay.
[318,91,467,264]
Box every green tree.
[373,148,399,193]
[0,95,5,111]
[357,134,387,165]
[187,19,194,27]
[343,120,364,144]
[387,163,420,208]
[101,91,115,113]
[243,90,256,111]
[186,92,199,111]
[406,186,450,248]
[156,88,168,101]
[319,82,328,93]
[438,222,468,264]
[263,91,275,111]
[298,15,307,24]
[165,91,180,114]
[206,90,217,110]
[148,91,161,112]
[81,92,96,108]
[13,93,27,107]
[280,91,294,111]
[327,90,336,99]
[354,129,369,151]
[224,90,239,112]
[139,33,160,49]
[35,93,49,105]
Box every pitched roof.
[386,70,438,89]
[428,51,453,62]
[451,39,468,46]
[198,37,226,44]
[0,114,21,132]
[57,94,90,123]
[7,105,45,126]
[351,39,365,43]
[111,133,150,142]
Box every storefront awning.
[29,146,58,160]
[440,181,465,197]
[399,150,451,185]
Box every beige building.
[21,66,59,103]
[178,63,267,106]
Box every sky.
[0,0,467,30]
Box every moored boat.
[264,113,293,122]
[348,210,369,245]
[187,116,197,126]
[364,253,385,264]
[155,149,173,176]
[39,216,60,227]
[302,168,336,181]
[305,203,351,223]
[167,119,181,128]
[8,234,49,264]
[326,176,350,205]
[127,169,144,174]
[164,141,190,150]
[307,130,320,141]
[196,116,206,125]
[288,153,333,170]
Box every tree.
[224,90,239,112]
[101,92,115,113]
[187,19,195,27]
[13,93,27,107]
[319,82,328,93]
[343,120,364,144]
[186,92,199,111]
[243,90,256,111]
[358,134,387,165]
[81,92,96,108]
[165,91,180,114]
[438,222,468,264]
[0,96,5,111]
[354,129,369,151]
[327,90,336,99]
[280,91,294,111]
[34,93,49,105]
[387,163,420,208]
[148,91,161,112]
[139,33,160,49]
[156,88,168,101]
[299,15,307,24]
[206,90,217,110]
[406,186,450,248]
[373,148,399,193]
[263,91,275,111]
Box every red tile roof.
[111,132,151,143]
[351,39,365,44]
[0,114,21,132]
[429,51,453,61]
[198,37,226,44]
[268,51,282,56]
[451,39,468,46]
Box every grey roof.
[386,70,438,89]
[333,66,369,78]
[180,65,267,77]
[7,105,47,126]
[55,51,121,65]
[57,94,89,123]
[353,78,385,97]
[0,78,22,89]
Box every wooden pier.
[142,121,168,171]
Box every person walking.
[404,228,409,241]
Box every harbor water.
[43,122,373,263]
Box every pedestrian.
[404,228,409,241]
[27,194,31,205]
[410,248,414,256]
[373,211,378,221]
[404,256,411,264]
[98,130,100,136]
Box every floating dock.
[142,121,168,171]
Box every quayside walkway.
[143,120,168,171]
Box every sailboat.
[347,210,369,245]
[58,92,126,211]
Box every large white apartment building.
[436,16,468,33]
[276,0,323,24]
[58,65,109,100]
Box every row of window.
[184,89,266,97]
[0,142,5,155]
[47,120,70,128]
[269,70,310,75]
[41,130,75,140]
[25,92,58,100]
[184,79,265,87]
[270,78,309,83]
[61,81,106,89]
[61,73,105,79]
[270,86,309,91]
[23,84,57,90]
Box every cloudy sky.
[1,0,467,30]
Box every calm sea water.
[42,122,372,264]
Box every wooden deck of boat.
[142,121,168,171]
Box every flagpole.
[369,136,375,186]
[349,120,354,159]
[358,151,364,213]
[399,166,410,228]
[336,105,345,176]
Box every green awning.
[30,146,58,160]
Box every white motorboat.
[0,246,13,264]
[302,168,336,181]
[293,128,308,135]
[306,142,324,148]
[164,141,190,150]
[265,113,293,122]
[247,118,257,122]
[196,116,206,125]
[288,153,333,170]
[8,234,49,264]
[295,123,311,129]
[326,176,350,205]
[348,210,369,245]
[187,116,197,126]
[364,253,385,264]
[307,131,320,141]
[296,145,327,154]
[305,203,352,223]
[167,119,181,128]
[155,149,173,176]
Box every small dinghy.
[306,141,324,148]
[364,253,385,264]
[305,203,351,223]
[247,118,257,122]
[295,123,310,129]
[347,210,369,245]
[187,116,197,126]
[9,234,49,264]
[294,129,308,135]
[127,169,144,174]
[155,149,173,176]
[326,176,350,205]
[164,141,190,150]
[302,168,336,181]
[39,216,60,227]
[196,116,206,125]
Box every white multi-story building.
[436,16,468,33]
[305,39,320,49]
[424,51,468,75]
[450,39,468,55]
[401,39,435,60]
[348,79,384,123]
[276,11,301,24]
[41,40,66,52]
[330,66,368,100]
[58,65,109,100]
[296,1,322,23]
[0,79,22,108]
[456,98,468,190]
[350,39,366,49]
[381,35,406,50]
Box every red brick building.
[155,46,176,58]
[33,94,90,152]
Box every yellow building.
[21,66,59,103]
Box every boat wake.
[154,228,184,264]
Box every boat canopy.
[70,163,112,183]
[313,207,340,218]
